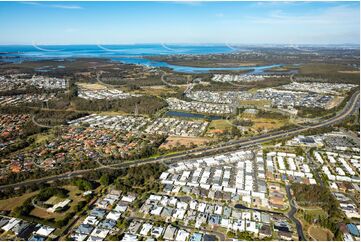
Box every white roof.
[35,226,55,237]
[2,218,20,231]
[114,204,128,213]
[72,233,88,241]
[83,216,99,226]
[122,234,138,241]
[106,211,121,221]
[140,223,153,236]
[121,195,136,203]
[175,229,190,241]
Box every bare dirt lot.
[160,136,211,149]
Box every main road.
[0,91,359,190]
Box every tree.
[100,174,110,186]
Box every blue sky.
[0,1,359,45]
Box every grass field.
[208,120,233,130]
[239,114,289,131]
[239,99,271,107]
[134,86,182,96]
[77,82,107,90]
[298,63,360,84]
[45,196,65,205]
[308,225,334,241]
[0,192,38,212]
[30,185,85,221]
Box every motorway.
[0,91,359,190]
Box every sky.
[0,1,359,45]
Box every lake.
[165,111,223,120]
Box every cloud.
[215,13,224,18]
[248,5,359,25]
[172,1,202,6]
[21,1,82,10]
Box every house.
[160,197,170,207]
[163,225,177,240]
[214,205,223,215]
[220,218,230,228]
[127,221,142,235]
[121,194,136,203]
[83,216,99,226]
[47,199,71,213]
[18,223,39,240]
[151,226,164,238]
[195,213,208,228]
[175,229,190,241]
[114,204,128,213]
[2,218,20,231]
[71,232,88,241]
[232,220,245,232]
[106,211,121,221]
[208,214,221,226]
[347,224,360,237]
[160,207,174,220]
[176,201,188,210]
[90,228,109,239]
[150,206,163,216]
[11,221,30,236]
[190,232,203,241]
[0,217,9,228]
[278,231,293,241]
[245,220,258,233]
[76,224,94,235]
[86,235,103,241]
[203,234,218,241]
[149,195,162,201]
[98,219,116,230]
[122,233,138,241]
[223,207,232,218]
[35,225,55,237]
[140,223,153,236]
[259,224,272,238]
[90,208,107,219]
[205,204,214,214]
[197,203,206,212]
[189,200,198,210]
[173,208,186,220]
[168,197,178,207]
[28,234,46,241]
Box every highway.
[0,91,359,190]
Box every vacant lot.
[308,225,334,241]
[208,120,233,130]
[77,82,107,90]
[239,114,289,131]
[134,85,181,96]
[30,185,85,221]
[0,192,38,212]
[298,63,360,84]
[160,136,211,149]
[239,99,271,107]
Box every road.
[285,185,306,241]
[306,148,324,187]
[0,91,359,190]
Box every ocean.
[0,44,281,74]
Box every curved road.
[0,91,359,190]
[285,185,306,241]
